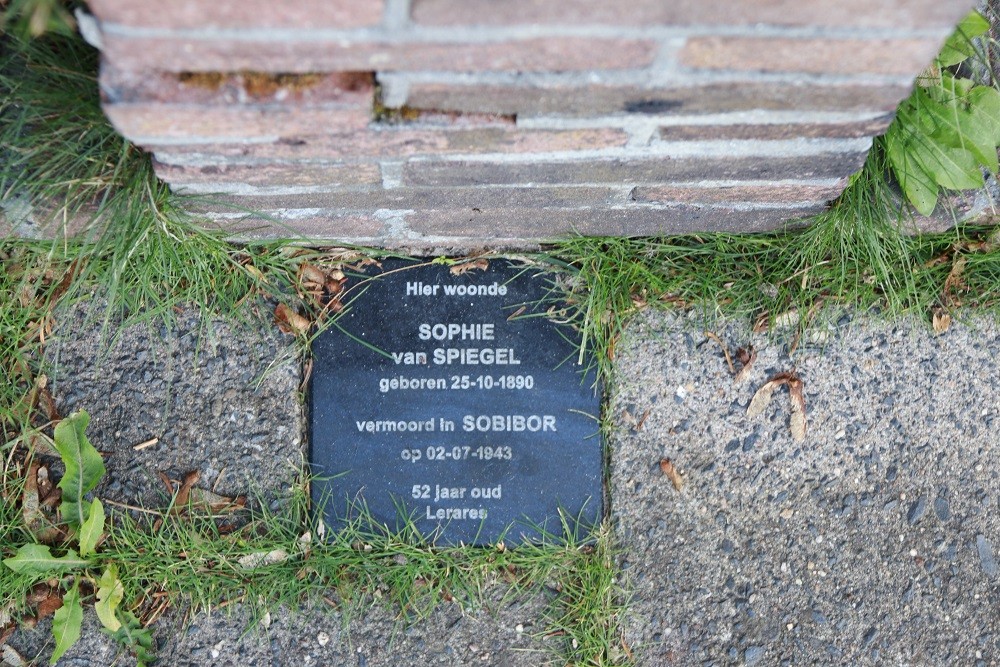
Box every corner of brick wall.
[89,0,976,249]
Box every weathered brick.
[411,0,971,30]
[403,82,912,117]
[680,37,943,75]
[154,162,382,188]
[186,186,621,212]
[404,205,824,238]
[219,205,823,243]
[403,153,869,187]
[104,104,371,143]
[99,35,657,73]
[656,118,892,142]
[631,184,846,205]
[101,67,374,106]
[102,67,375,143]
[148,127,629,161]
[220,213,385,241]
[88,0,383,29]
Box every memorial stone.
[310,259,602,544]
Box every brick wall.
[88,0,975,248]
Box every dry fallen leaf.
[274,303,310,336]
[748,372,807,441]
[747,377,787,417]
[1,645,26,667]
[943,255,967,297]
[298,263,327,287]
[172,470,200,509]
[239,549,289,570]
[932,309,952,334]
[22,462,61,543]
[188,487,246,513]
[773,309,800,330]
[788,377,807,442]
[21,462,42,529]
[659,458,684,491]
[34,591,64,621]
[733,346,758,385]
[450,258,489,276]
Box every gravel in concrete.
[611,310,1000,666]
[7,304,553,667]
[9,301,1000,666]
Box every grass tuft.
[547,140,999,379]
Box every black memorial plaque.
[309,259,602,544]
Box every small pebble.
[907,496,927,525]
[317,632,330,647]
[977,535,997,577]
[934,497,950,521]
[745,646,765,665]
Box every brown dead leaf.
[26,583,51,605]
[34,591,63,621]
[274,303,310,336]
[450,258,488,276]
[753,313,770,333]
[659,458,684,491]
[37,382,59,423]
[22,463,61,543]
[747,372,794,418]
[157,471,174,497]
[172,470,201,510]
[324,276,345,298]
[22,462,41,528]
[37,467,60,510]
[733,346,757,385]
[932,309,952,335]
[943,255,967,301]
[788,377,807,442]
[188,487,246,513]
[298,263,327,288]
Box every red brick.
[101,66,375,143]
[154,162,382,188]
[656,118,892,142]
[403,153,869,187]
[403,82,912,117]
[680,37,943,75]
[88,0,383,29]
[147,127,629,161]
[101,67,374,106]
[104,104,371,143]
[100,35,657,73]
[631,184,846,206]
[411,0,971,30]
